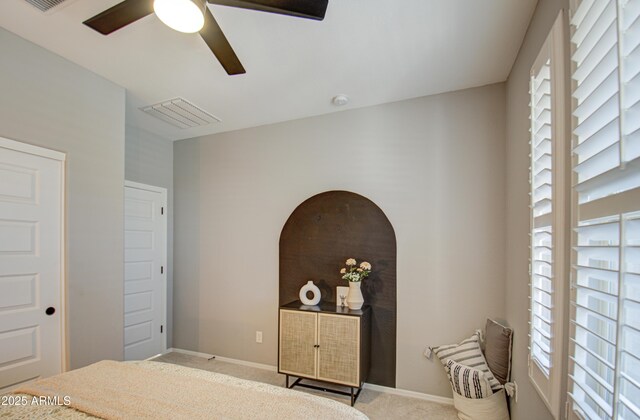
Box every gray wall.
[173,83,507,396]
[125,125,174,347]
[505,1,570,419]
[0,28,125,369]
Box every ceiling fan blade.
[83,0,154,35]
[200,7,246,75]
[207,0,328,21]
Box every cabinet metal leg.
[286,376,362,406]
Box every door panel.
[279,310,317,378]
[317,314,360,386]
[0,143,63,392]
[124,185,165,360]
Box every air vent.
[23,0,69,12]
[140,98,221,129]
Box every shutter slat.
[575,219,619,245]
[570,375,614,417]
[573,321,618,351]
[571,357,615,393]
[624,42,640,85]
[619,397,640,419]
[571,0,596,28]
[575,141,620,183]
[574,301,618,324]
[532,331,551,353]
[621,349,640,368]
[574,69,618,122]
[624,96,640,135]
[621,6,640,56]
[534,94,551,117]
[572,0,615,55]
[624,53,640,94]
[573,46,617,104]
[574,282,618,298]
[574,32,618,86]
[532,322,552,340]
[622,0,640,33]
[534,183,552,202]
[570,337,616,370]
[574,117,619,163]
[625,126,640,162]
[575,158,640,204]
[574,264,619,273]
[573,8,616,66]
[569,391,613,420]
[574,93,619,140]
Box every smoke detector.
[332,95,350,106]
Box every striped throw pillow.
[445,359,493,399]
[432,332,501,391]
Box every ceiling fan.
[83,0,329,75]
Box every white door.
[0,137,65,392]
[124,181,166,360]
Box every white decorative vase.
[299,281,321,305]
[347,281,364,310]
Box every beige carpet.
[153,352,458,420]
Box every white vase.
[299,280,321,305]
[347,281,364,310]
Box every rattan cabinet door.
[317,314,360,387]
[279,310,317,378]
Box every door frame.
[124,180,168,356]
[0,136,67,373]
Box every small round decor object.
[299,281,321,305]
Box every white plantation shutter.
[531,59,554,374]
[528,12,567,418]
[572,0,640,205]
[569,1,640,419]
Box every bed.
[2,360,368,420]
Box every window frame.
[528,11,568,419]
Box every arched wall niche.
[279,190,397,387]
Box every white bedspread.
[2,360,368,420]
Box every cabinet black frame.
[285,374,363,406]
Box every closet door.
[279,310,317,378]
[0,138,64,392]
[317,313,360,387]
[124,182,167,361]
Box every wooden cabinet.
[278,302,371,405]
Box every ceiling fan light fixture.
[153,0,206,33]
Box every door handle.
[45,307,56,316]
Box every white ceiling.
[0,0,537,141]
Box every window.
[529,12,567,418]
[568,0,640,419]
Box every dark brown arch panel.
[279,190,397,387]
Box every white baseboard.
[165,347,214,359]
[166,348,277,372]
[166,347,453,405]
[213,355,278,372]
[362,383,453,405]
